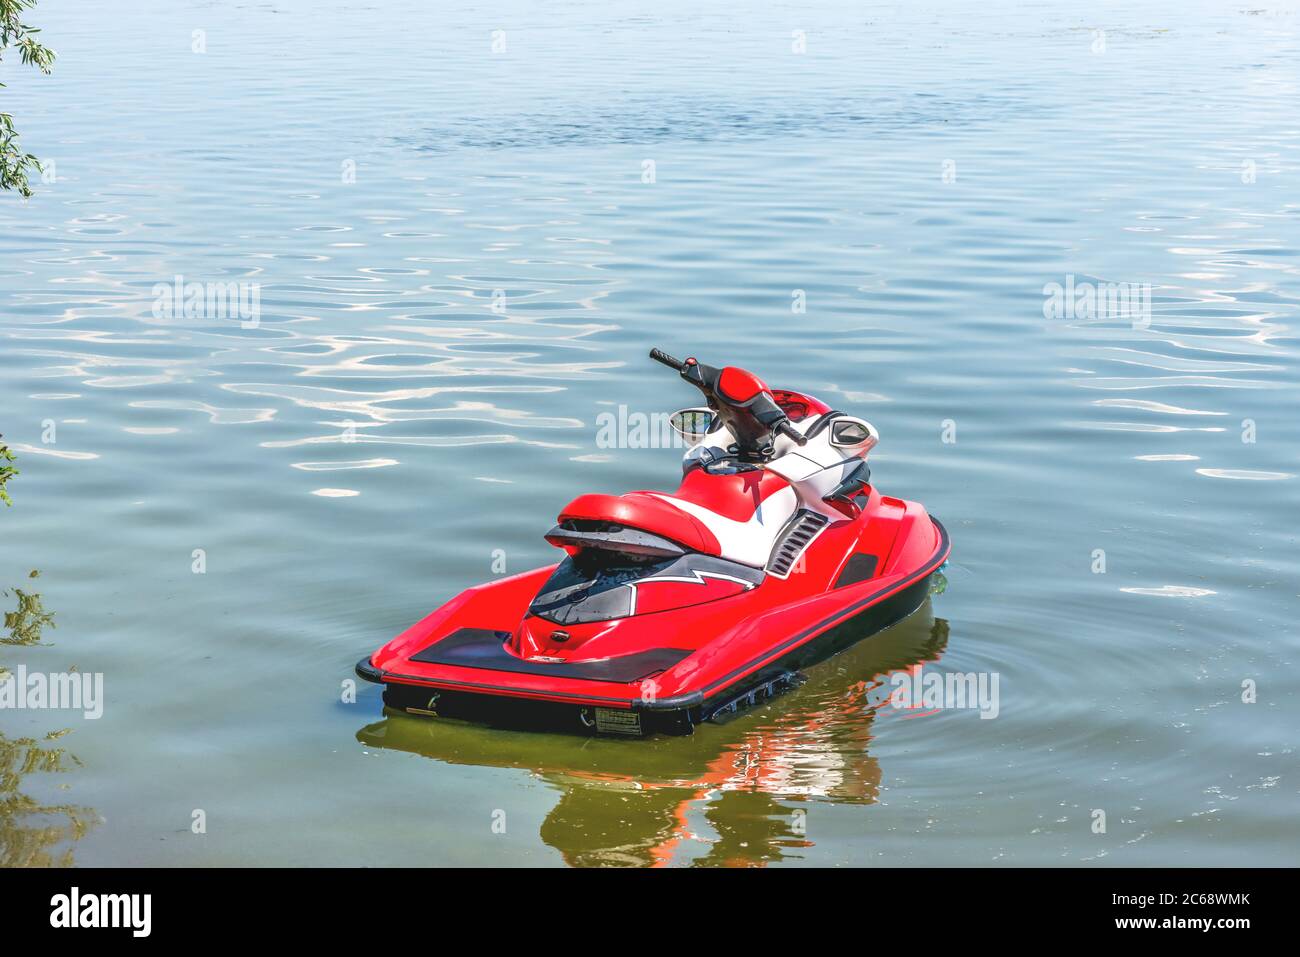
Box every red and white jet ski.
[357,349,950,736]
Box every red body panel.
[668,467,789,522]
[717,366,769,402]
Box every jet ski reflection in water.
[357,604,949,866]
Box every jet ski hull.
[357,514,949,736]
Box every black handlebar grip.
[777,419,808,446]
[649,348,687,372]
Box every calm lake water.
[2,0,1297,867]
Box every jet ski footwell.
[357,517,949,737]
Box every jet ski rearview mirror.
[669,408,715,445]
[829,418,877,449]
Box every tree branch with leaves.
[0,436,17,506]
[1,0,55,198]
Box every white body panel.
[767,415,877,517]
[663,409,879,567]
[649,486,798,569]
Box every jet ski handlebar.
[648,347,807,452]
[772,417,809,447]
[649,347,688,372]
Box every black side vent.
[833,552,879,589]
[765,510,830,578]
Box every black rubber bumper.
[355,657,382,683]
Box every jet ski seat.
[549,468,801,569]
